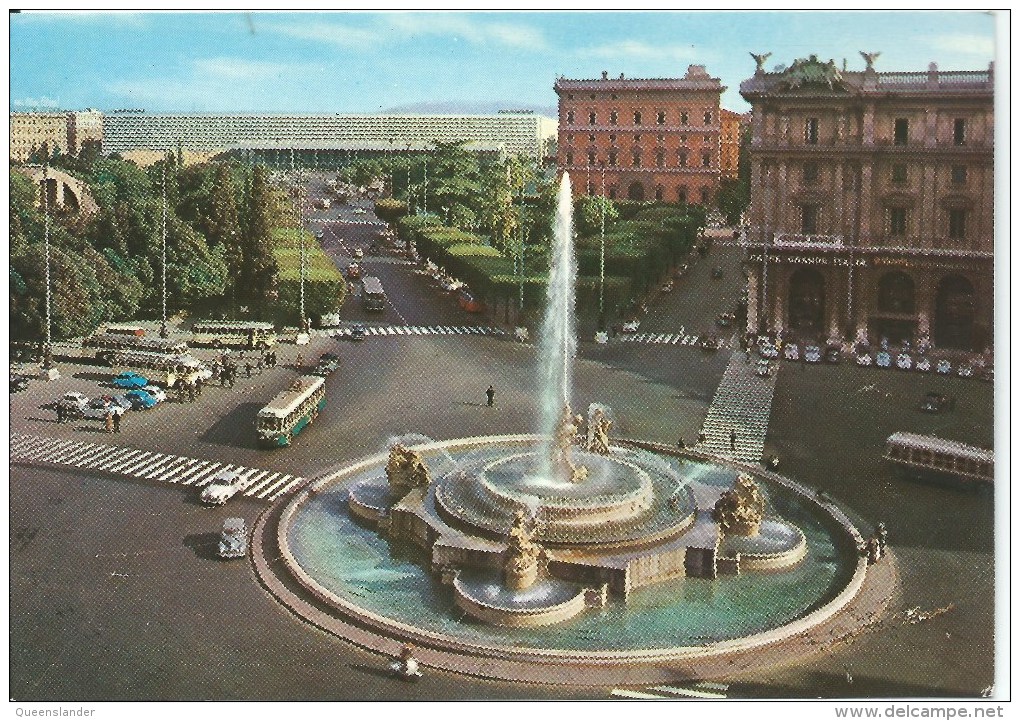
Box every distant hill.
[379,99,557,118]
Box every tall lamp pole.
[161,160,168,337]
[42,164,53,367]
[599,162,607,331]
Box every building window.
[655,186,664,201]
[677,186,687,203]
[609,134,617,143]
[608,151,618,166]
[565,151,573,166]
[700,188,709,204]
[590,94,596,100]
[588,133,596,143]
[610,110,618,126]
[889,207,907,237]
[891,164,907,184]
[656,111,666,125]
[949,209,967,239]
[634,134,641,142]
[657,134,664,143]
[566,110,575,125]
[704,111,713,125]
[951,165,967,185]
[894,118,909,145]
[588,151,596,165]
[678,151,688,167]
[803,162,819,184]
[953,118,966,146]
[567,94,574,100]
[805,117,819,145]
[566,134,574,145]
[589,111,597,125]
[586,181,594,195]
[656,150,665,167]
[633,111,642,125]
[801,205,819,234]
[609,186,618,200]
[701,152,711,168]
[679,135,687,144]
[632,151,642,168]
[680,111,689,126]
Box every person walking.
[677,436,686,450]
[486,385,495,407]
[187,383,196,403]
[730,428,737,451]
[113,411,122,434]
[104,411,114,434]
[196,376,204,397]
[56,403,64,423]
[698,431,707,445]
[245,362,253,378]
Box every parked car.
[349,323,366,341]
[201,470,251,506]
[759,342,779,359]
[218,517,247,559]
[919,392,949,414]
[352,208,367,215]
[824,346,842,364]
[347,262,361,279]
[755,359,774,377]
[112,371,149,389]
[896,352,913,370]
[81,398,126,419]
[936,359,953,375]
[956,363,974,378]
[803,345,822,363]
[621,319,640,333]
[125,389,160,410]
[108,394,134,413]
[855,352,873,367]
[58,391,90,415]
[783,343,800,361]
[716,312,734,328]
[875,351,892,368]
[700,334,722,351]
[660,280,674,293]
[141,385,167,402]
[914,357,931,373]
[352,247,364,259]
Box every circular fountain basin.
[435,445,696,546]
[452,572,588,627]
[719,519,808,571]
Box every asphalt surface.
[9,188,997,701]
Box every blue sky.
[10,10,999,116]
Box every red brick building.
[554,66,724,205]
[719,108,748,180]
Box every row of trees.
[9,151,321,342]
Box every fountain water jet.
[536,173,579,482]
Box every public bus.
[883,432,994,488]
[257,375,327,447]
[104,349,209,387]
[362,276,386,311]
[84,332,188,363]
[191,321,276,349]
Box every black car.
[349,323,366,341]
[919,392,949,413]
[824,346,842,364]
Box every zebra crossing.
[611,682,729,699]
[618,330,702,346]
[322,324,510,339]
[10,433,304,502]
[697,350,779,463]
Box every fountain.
[259,173,880,684]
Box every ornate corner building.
[739,55,993,352]
[554,66,724,204]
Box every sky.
[9,10,1000,116]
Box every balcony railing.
[773,233,843,248]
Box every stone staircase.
[697,351,778,463]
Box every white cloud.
[578,40,704,64]
[270,21,382,50]
[15,10,148,27]
[931,33,995,58]
[12,96,61,108]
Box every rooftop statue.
[779,54,845,91]
[859,51,881,71]
[385,443,432,493]
[712,473,767,536]
[750,52,772,73]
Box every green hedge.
[270,228,347,324]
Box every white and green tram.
[257,375,327,447]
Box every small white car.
[759,342,779,359]
[914,357,931,373]
[353,248,364,259]
[200,470,251,506]
[58,391,90,414]
[896,353,913,370]
[936,359,953,375]
[621,320,640,333]
[855,352,873,367]
[142,385,168,402]
[956,364,974,378]
[81,398,126,419]
[783,343,800,361]
[875,351,892,368]
[218,517,247,559]
[352,208,367,215]
[803,345,822,363]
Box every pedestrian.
[104,411,114,434]
[56,403,63,423]
[245,362,253,378]
[486,385,495,407]
[730,429,737,451]
[188,383,196,403]
[677,436,686,450]
[228,367,236,388]
[295,354,304,370]
[219,365,227,387]
[196,376,204,397]
[113,412,121,433]
[698,431,707,445]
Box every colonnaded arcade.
[739,54,993,352]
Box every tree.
[242,164,279,314]
[207,164,244,302]
[575,195,619,238]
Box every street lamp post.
[42,164,55,375]
[161,160,168,337]
[599,162,607,332]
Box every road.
[8,182,997,701]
